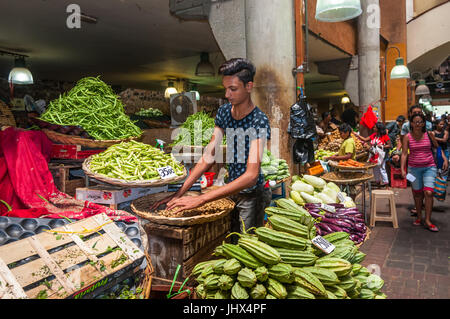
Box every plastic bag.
[213,167,227,186]
[293,139,315,165]
[288,97,317,140]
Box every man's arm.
[166,137,266,213]
[150,126,223,210]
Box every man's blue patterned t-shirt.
[215,103,271,193]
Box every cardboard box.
[76,185,168,205]
[51,144,104,160]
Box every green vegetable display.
[170,111,225,147]
[135,107,163,118]
[190,199,387,299]
[40,76,142,140]
[261,149,290,181]
[88,140,184,181]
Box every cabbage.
[303,175,326,190]
[316,193,335,204]
[300,192,323,204]
[290,190,305,205]
[327,182,341,193]
[291,181,314,194]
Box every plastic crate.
[390,166,407,188]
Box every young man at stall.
[150,58,272,236]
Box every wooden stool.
[370,189,399,228]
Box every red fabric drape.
[0,127,136,222]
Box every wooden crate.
[143,213,231,283]
[48,162,86,197]
[0,213,144,299]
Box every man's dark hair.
[396,115,406,123]
[322,112,330,121]
[218,58,256,85]
[409,104,422,115]
[375,122,387,137]
[339,123,352,134]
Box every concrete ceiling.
[304,33,351,100]
[0,0,225,94]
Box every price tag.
[337,192,346,203]
[311,235,336,254]
[157,166,177,180]
[320,203,336,213]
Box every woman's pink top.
[408,133,436,168]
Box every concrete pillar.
[358,0,381,119]
[208,1,247,60]
[244,0,297,173]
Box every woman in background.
[401,113,448,232]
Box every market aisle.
[358,187,450,299]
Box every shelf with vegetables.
[288,175,369,245]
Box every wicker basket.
[321,171,374,185]
[131,191,235,226]
[82,156,187,188]
[0,100,16,127]
[329,160,378,172]
[42,129,142,148]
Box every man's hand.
[149,192,180,211]
[165,195,206,215]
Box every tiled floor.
[358,187,450,299]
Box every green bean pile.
[89,140,184,181]
[170,111,226,147]
[135,107,163,118]
[39,76,142,140]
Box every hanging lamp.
[315,0,362,22]
[390,58,410,79]
[195,52,215,77]
[164,81,178,99]
[415,79,430,96]
[8,56,34,85]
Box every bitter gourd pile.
[191,198,386,299]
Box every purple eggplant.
[320,222,346,233]
[318,222,334,234]
[319,217,354,229]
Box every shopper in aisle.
[324,123,356,161]
[399,105,433,216]
[386,115,405,150]
[151,58,272,236]
[433,118,449,159]
[401,113,448,232]
[354,122,392,188]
